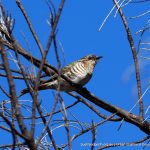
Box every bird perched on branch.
[21,54,102,95]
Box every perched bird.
[21,54,102,95]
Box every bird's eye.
[88,56,93,60]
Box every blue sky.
[1,0,150,149]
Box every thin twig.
[16,0,44,56]
[91,120,96,150]
[35,97,58,147]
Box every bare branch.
[98,135,150,150]
[16,0,44,56]
[113,0,144,119]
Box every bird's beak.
[96,56,103,60]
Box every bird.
[21,54,102,95]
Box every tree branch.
[113,0,144,118]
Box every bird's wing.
[20,62,78,95]
[61,61,76,73]
[40,73,58,84]
[40,63,74,84]
[62,61,86,83]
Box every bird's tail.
[21,88,30,94]
[20,82,53,96]
[20,87,31,97]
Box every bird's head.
[81,54,102,73]
[81,54,102,65]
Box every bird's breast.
[78,73,92,85]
